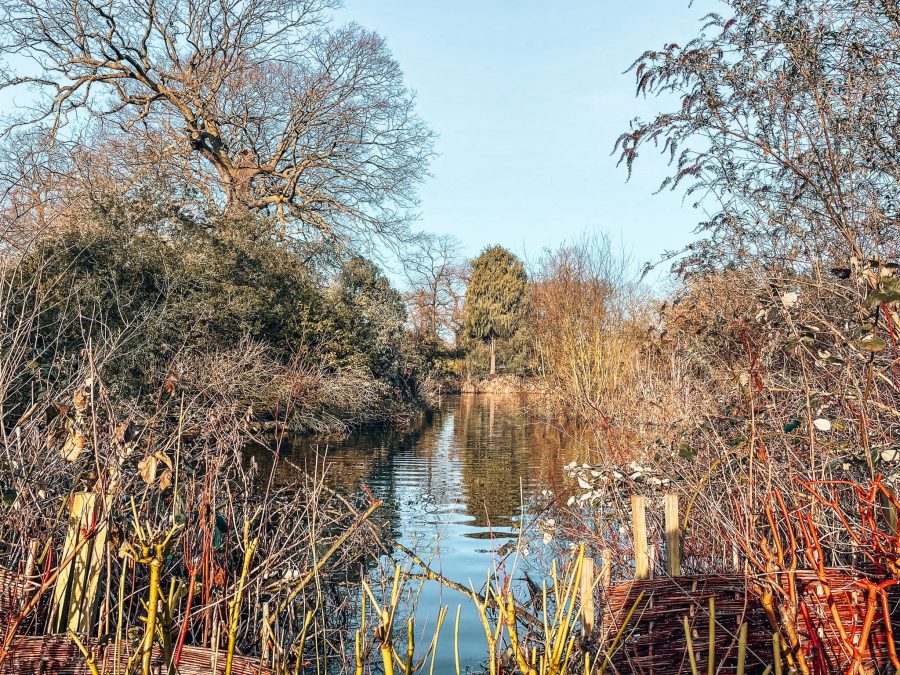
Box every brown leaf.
[138,454,158,484]
[73,389,89,412]
[213,565,226,587]
[154,452,172,470]
[61,433,85,462]
[158,468,173,491]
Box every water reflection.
[263,394,588,670]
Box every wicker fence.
[586,494,900,674]
[2,492,899,673]
[0,636,271,675]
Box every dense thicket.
[612,0,900,472]
[526,1,900,593]
[0,0,438,430]
[1,210,428,431]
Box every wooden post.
[597,549,612,637]
[580,558,595,637]
[665,493,682,577]
[51,492,109,635]
[600,549,612,588]
[631,494,649,579]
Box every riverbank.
[445,373,546,395]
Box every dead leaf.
[164,373,179,393]
[114,421,140,457]
[213,565,226,587]
[73,389,89,412]
[781,291,799,308]
[138,454,158,484]
[158,469,173,491]
[61,433,85,462]
[813,418,832,432]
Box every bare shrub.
[527,234,697,460]
[0,273,385,669]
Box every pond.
[280,394,588,672]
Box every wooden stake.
[631,494,649,579]
[665,493,682,576]
[580,558,595,637]
[51,492,108,635]
[600,549,612,588]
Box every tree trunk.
[490,335,496,376]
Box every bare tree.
[403,233,467,346]
[615,0,900,275]
[0,0,433,243]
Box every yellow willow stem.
[504,592,537,675]
[142,555,161,675]
[472,583,498,675]
[225,531,258,675]
[773,631,783,675]
[293,610,314,675]
[598,591,645,675]
[360,587,367,652]
[405,618,414,675]
[682,616,699,675]
[379,617,396,675]
[560,631,578,675]
[736,622,748,675]
[427,606,447,675]
[549,549,583,673]
[114,558,126,675]
[277,500,381,613]
[68,630,100,675]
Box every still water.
[286,394,587,671]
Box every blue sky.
[337,0,721,281]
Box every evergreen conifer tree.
[463,246,527,375]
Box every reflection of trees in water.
[247,396,588,547]
[453,395,582,528]
[291,419,431,545]
[246,418,426,551]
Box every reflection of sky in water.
[284,395,587,671]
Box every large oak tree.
[0,0,433,244]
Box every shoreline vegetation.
[0,0,899,673]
